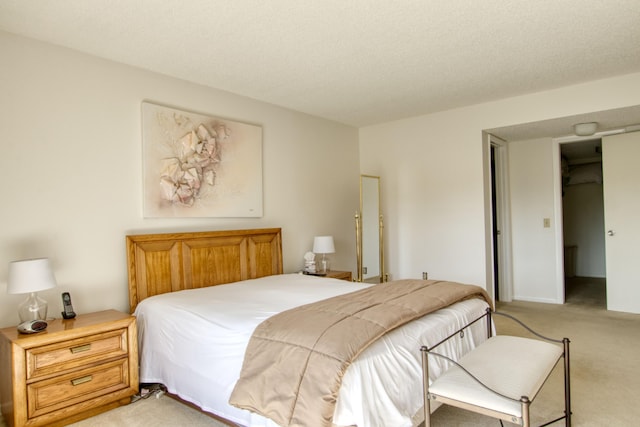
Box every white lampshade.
[7,258,57,294]
[7,258,57,323]
[313,236,335,254]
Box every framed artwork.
[141,102,263,217]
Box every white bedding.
[134,274,490,427]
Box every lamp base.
[17,292,48,322]
[317,254,330,274]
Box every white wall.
[508,138,559,303]
[0,32,359,327]
[562,182,606,278]
[359,72,640,301]
[359,115,488,285]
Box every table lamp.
[313,236,335,274]
[7,258,57,322]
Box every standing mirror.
[356,175,385,283]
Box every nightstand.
[0,310,138,427]
[324,270,353,281]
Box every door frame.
[483,132,513,303]
[552,129,623,303]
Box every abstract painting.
[142,102,263,217]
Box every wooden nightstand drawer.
[26,329,128,380]
[27,358,130,418]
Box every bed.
[126,228,492,427]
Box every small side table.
[324,270,353,281]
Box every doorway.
[486,108,640,313]
[484,133,512,303]
[490,145,499,300]
[558,138,606,308]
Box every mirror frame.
[356,175,385,283]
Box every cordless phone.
[61,292,77,319]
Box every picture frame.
[141,102,263,218]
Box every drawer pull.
[71,375,93,386]
[70,344,91,354]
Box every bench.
[421,309,571,427]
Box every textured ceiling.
[2,0,640,130]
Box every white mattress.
[134,274,490,427]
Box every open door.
[484,133,512,303]
[602,132,640,314]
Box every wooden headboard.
[126,228,283,313]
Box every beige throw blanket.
[229,279,491,427]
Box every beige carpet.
[564,276,606,309]
[2,300,638,426]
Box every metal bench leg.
[564,338,571,426]
[421,346,432,427]
[521,397,531,427]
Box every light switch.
[543,218,551,228]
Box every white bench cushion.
[428,335,563,417]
